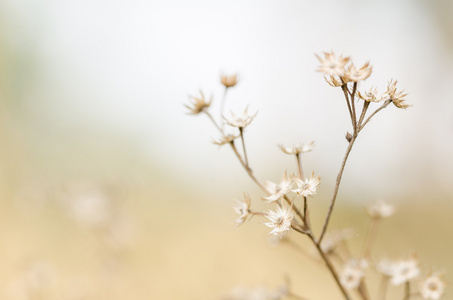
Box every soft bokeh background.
[0,0,452,299]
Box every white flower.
[316,51,350,77]
[356,87,386,103]
[367,200,395,219]
[233,193,252,226]
[420,274,445,300]
[292,172,321,197]
[386,79,410,109]
[390,258,420,286]
[278,141,314,155]
[223,107,257,128]
[340,259,368,290]
[343,61,372,82]
[212,133,239,146]
[185,90,212,114]
[376,259,395,277]
[263,171,292,202]
[265,205,294,237]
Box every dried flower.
[212,133,239,146]
[316,51,350,77]
[420,274,445,300]
[324,75,343,87]
[367,200,395,219]
[223,107,257,128]
[233,193,252,226]
[386,79,410,109]
[356,87,386,103]
[390,257,420,286]
[340,259,368,290]
[221,74,238,88]
[377,259,395,277]
[343,61,372,82]
[278,141,314,155]
[265,205,294,237]
[185,90,212,114]
[292,172,321,197]
[263,171,292,202]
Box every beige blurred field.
[0,112,451,299]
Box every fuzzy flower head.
[265,205,294,237]
[263,171,292,203]
[390,257,420,286]
[367,200,395,219]
[221,74,238,88]
[292,172,321,198]
[324,75,343,87]
[212,133,239,146]
[386,79,410,109]
[233,193,252,226]
[356,87,386,103]
[185,90,212,114]
[420,274,445,300]
[343,61,372,82]
[340,259,368,290]
[316,51,350,77]
[223,107,257,128]
[278,141,314,155]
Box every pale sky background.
[1,0,453,203]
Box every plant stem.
[220,87,228,130]
[239,127,249,168]
[403,282,410,300]
[307,233,352,300]
[341,85,355,129]
[229,141,266,191]
[317,136,356,245]
[296,153,304,179]
[359,100,391,132]
[204,110,224,134]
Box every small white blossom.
[420,274,445,300]
[316,51,350,77]
[263,171,292,202]
[212,133,239,146]
[265,205,294,237]
[340,259,368,290]
[391,257,420,286]
[292,173,321,197]
[367,200,395,219]
[223,107,257,128]
[233,193,252,226]
[278,141,314,155]
[356,87,386,103]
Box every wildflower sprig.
[186,52,444,300]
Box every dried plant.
[186,51,444,300]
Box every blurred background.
[0,0,452,299]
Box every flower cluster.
[186,52,444,300]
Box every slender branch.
[296,153,304,179]
[357,101,370,128]
[204,110,223,134]
[228,141,267,192]
[403,281,410,300]
[307,233,352,300]
[317,136,356,245]
[359,100,391,132]
[219,87,228,130]
[341,85,355,129]
[239,127,249,168]
[362,218,380,259]
[284,195,305,226]
[350,82,358,131]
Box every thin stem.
[204,110,223,134]
[341,85,355,129]
[378,276,389,300]
[228,141,267,191]
[403,281,410,300]
[359,100,391,132]
[362,218,380,259]
[317,136,356,245]
[307,233,352,300]
[220,87,228,130]
[350,82,358,132]
[357,101,370,128]
[296,153,304,179]
[239,127,249,168]
[284,195,305,226]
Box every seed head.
[185,90,212,114]
[316,51,350,77]
[221,74,238,88]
